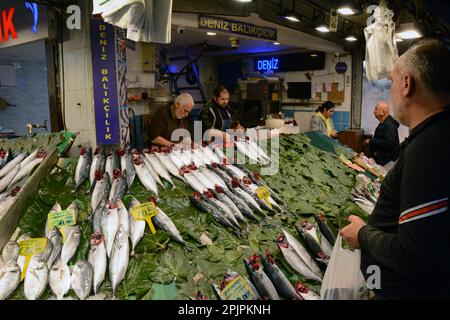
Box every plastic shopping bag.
[320,235,367,300]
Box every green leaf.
[151,281,178,300]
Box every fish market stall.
[0,133,372,300]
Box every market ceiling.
[172,0,450,49]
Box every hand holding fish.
[340,215,366,249]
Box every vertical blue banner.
[90,18,120,145]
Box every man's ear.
[403,73,416,97]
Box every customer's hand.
[330,130,338,139]
[340,215,366,249]
[363,138,371,146]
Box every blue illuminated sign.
[25,2,38,34]
[256,57,279,71]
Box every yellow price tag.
[47,209,76,230]
[255,186,272,209]
[130,202,159,234]
[221,276,256,300]
[18,238,47,281]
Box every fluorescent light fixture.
[397,30,422,39]
[285,15,300,22]
[338,7,355,15]
[273,42,280,45]
[395,37,403,42]
[310,53,318,57]
[316,25,330,33]
[206,32,217,36]
[235,0,252,2]
[345,36,357,41]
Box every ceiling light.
[206,32,217,36]
[273,42,280,45]
[395,37,403,42]
[310,53,318,57]
[337,7,355,15]
[396,23,423,40]
[345,36,357,41]
[285,15,300,22]
[316,25,330,33]
[235,0,252,2]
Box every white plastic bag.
[320,235,367,300]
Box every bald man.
[363,101,400,166]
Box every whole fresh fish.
[144,152,175,188]
[60,225,81,265]
[222,187,259,222]
[91,171,111,212]
[101,201,119,258]
[109,169,127,202]
[213,187,247,224]
[191,168,216,190]
[191,148,206,168]
[204,191,241,230]
[154,152,185,182]
[128,197,146,256]
[118,148,136,190]
[246,140,271,164]
[109,225,129,296]
[141,153,164,188]
[208,146,227,163]
[240,177,280,213]
[152,204,185,245]
[228,181,266,217]
[73,147,92,192]
[296,223,329,270]
[16,233,30,273]
[59,201,79,240]
[0,187,21,219]
[71,260,93,300]
[116,199,130,237]
[167,150,185,170]
[49,259,71,300]
[9,149,47,188]
[199,167,228,190]
[20,149,39,168]
[47,228,62,269]
[200,145,221,164]
[133,155,158,196]
[105,150,120,184]
[183,170,207,193]
[235,141,262,165]
[0,262,21,300]
[44,202,63,238]
[92,200,106,233]
[244,255,280,300]
[0,153,25,179]
[0,149,10,169]
[279,230,322,281]
[0,164,20,193]
[89,147,106,192]
[1,240,19,265]
[190,193,240,234]
[24,255,48,300]
[88,232,107,295]
[295,282,321,300]
[35,237,53,263]
[260,251,301,300]
[314,214,336,251]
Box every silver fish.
[47,228,63,270]
[0,164,20,193]
[35,237,53,263]
[295,282,321,300]
[109,225,129,296]
[105,150,120,184]
[129,197,146,256]
[153,206,185,245]
[144,152,175,188]
[1,240,19,265]
[44,202,62,238]
[49,259,71,300]
[92,200,106,233]
[24,255,49,300]
[91,171,111,212]
[20,149,39,168]
[118,148,136,190]
[244,255,280,300]
[0,153,25,179]
[116,199,130,238]
[8,150,46,189]
[101,201,119,258]
[133,155,158,196]
[109,169,127,202]
[89,147,106,192]
[71,260,93,300]
[74,147,92,191]
[59,201,79,241]
[154,152,185,182]
[88,232,107,295]
[167,150,185,170]
[0,149,9,170]
[0,262,21,300]
[184,171,207,193]
[16,233,30,273]
[60,226,81,265]
[141,153,164,188]
[215,190,247,224]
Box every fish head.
[194,291,208,300]
[10,186,21,197]
[107,200,118,210]
[95,170,104,181]
[214,185,224,194]
[231,179,239,189]
[0,149,6,158]
[301,220,313,230]
[275,235,289,249]
[210,162,218,168]
[143,148,151,154]
[192,192,202,201]
[113,169,122,179]
[203,190,214,199]
[160,146,171,153]
[188,164,197,171]
[79,146,87,156]
[131,148,140,155]
[37,149,47,159]
[90,232,104,246]
[133,156,143,165]
[247,254,261,271]
[242,176,252,185]
[117,148,126,157]
[294,282,309,294]
[222,158,229,165]
[148,196,158,206]
[264,250,275,265]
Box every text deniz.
[0,8,17,44]
[257,58,279,71]
[178,304,271,318]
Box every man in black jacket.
[363,101,400,166]
[341,40,450,299]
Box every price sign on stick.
[18,238,47,281]
[255,186,272,209]
[130,202,159,234]
[221,276,256,300]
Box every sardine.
[101,201,119,258]
[109,225,129,296]
[0,262,21,300]
[244,255,280,300]
[89,147,106,192]
[91,171,111,212]
[74,147,92,191]
[133,155,158,196]
[24,255,48,300]
[118,148,136,190]
[105,150,120,184]
[71,260,93,300]
[128,197,146,256]
[49,259,71,300]
[1,240,19,265]
[88,232,107,295]
[60,226,81,265]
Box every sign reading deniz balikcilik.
[198,15,277,41]
[90,19,120,145]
